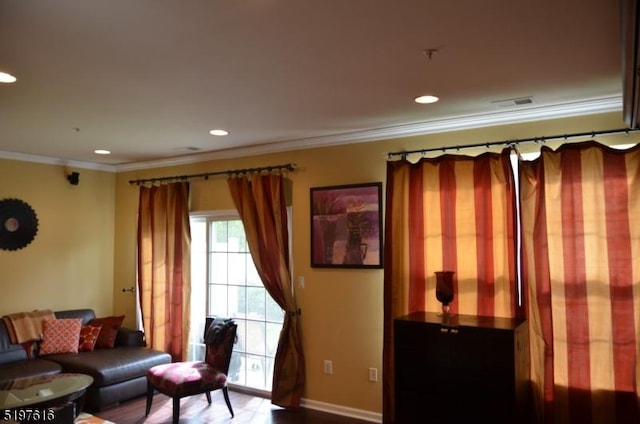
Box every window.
[189,213,284,393]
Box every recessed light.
[0,72,17,83]
[415,95,439,104]
[209,129,229,136]
[94,149,111,155]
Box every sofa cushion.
[115,327,145,347]
[0,321,27,366]
[44,347,171,387]
[55,309,96,325]
[39,318,83,355]
[88,316,125,349]
[0,344,27,366]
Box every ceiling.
[0,0,624,169]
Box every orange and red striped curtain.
[227,174,305,408]
[521,142,640,423]
[383,150,519,422]
[137,182,191,362]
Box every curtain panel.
[520,142,640,423]
[227,174,305,408]
[137,182,191,362]
[382,151,519,422]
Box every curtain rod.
[386,127,640,159]
[128,163,296,186]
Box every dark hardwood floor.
[96,390,374,424]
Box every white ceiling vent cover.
[491,97,534,108]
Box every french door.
[190,213,284,392]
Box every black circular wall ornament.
[0,198,39,251]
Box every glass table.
[0,373,93,424]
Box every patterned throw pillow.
[88,315,125,348]
[39,318,83,355]
[78,324,102,352]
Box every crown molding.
[115,95,622,172]
[0,150,117,172]
[0,95,622,173]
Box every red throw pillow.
[88,315,125,348]
[78,324,102,352]
[39,318,83,355]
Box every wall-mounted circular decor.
[0,198,39,251]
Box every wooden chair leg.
[172,397,180,424]
[205,390,212,404]
[222,387,234,417]
[145,380,154,416]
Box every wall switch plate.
[368,367,378,382]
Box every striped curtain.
[137,182,191,362]
[520,142,640,424]
[383,150,519,422]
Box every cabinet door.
[395,321,457,423]
[455,326,517,422]
[395,321,455,388]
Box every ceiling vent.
[491,97,534,108]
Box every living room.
[1,109,637,423]
[1,1,638,423]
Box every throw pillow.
[39,318,83,355]
[78,324,102,352]
[88,315,125,348]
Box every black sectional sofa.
[0,309,171,411]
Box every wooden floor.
[96,390,373,424]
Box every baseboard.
[227,384,382,423]
[300,398,382,423]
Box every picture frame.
[310,182,383,268]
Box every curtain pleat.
[227,174,305,408]
[383,150,518,422]
[520,142,640,424]
[137,182,191,362]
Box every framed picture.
[310,182,383,268]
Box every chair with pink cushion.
[145,317,237,424]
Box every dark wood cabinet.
[394,312,530,424]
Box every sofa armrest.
[115,327,145,347]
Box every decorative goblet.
[435,271,455,316]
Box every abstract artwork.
[310,182,383,268]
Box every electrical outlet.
[323,360,333,375]
[368,367,378,382]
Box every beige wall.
[1,111,634,416]
[0,160,115,316]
